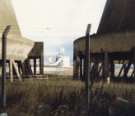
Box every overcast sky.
[12,0,106,62]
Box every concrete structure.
[0,0,44,81]
[73,0,135,82]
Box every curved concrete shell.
[0,0,44,78]
[98,0,135,34]
[0,0,21,35]
[74,31,135,55]
[0,0,37,61]
[75,0,135,54]
[73,0,135,81]
[0,34,34,60]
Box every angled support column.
[103,52,109,81]
[12,60,22,81]
[24,59,33,76]
[34,58,37,75]
[20,60,26,77]
[98,63,103,77]
[124,60,132,79]
[9,59,13,82]
[133,48,135,79]
[39,56,44,75]
[94,59,99,80]
[110,60,115,79]
[118,61,126,78]
[73,54,80,80]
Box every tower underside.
[0,0,44,81]
[73,0,135,82]
[73,32,135,82]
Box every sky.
[12,0,107,63]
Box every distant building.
[44,48,73,76]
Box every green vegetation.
[2,77,135,116]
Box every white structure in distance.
[46,48,71,68]
[44,48,72,76]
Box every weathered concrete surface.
[0,0,21,35]
[74,31,135,54]
[74,0,135,54]
[73,0,135,80]
[0,0,42,61]
[98,0,135,34]
[29,42,43,58]
[0,34,34,60]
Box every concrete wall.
[74,31,135,54]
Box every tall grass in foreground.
[3,78,135,116]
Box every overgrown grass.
[2,77,135,116]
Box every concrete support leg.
[25,59,33,76]
[39,56,44,75]
[133,48,135,79]
[124,60,132,80]
[12,60,22,81]
[94,59,99,80]
[73,59,77,79]
[118,60,126,78]
[20,61,25,77]
[110,60,115,80]
[98,63,103,78]
[103,52,110,83]
[80,56,83,80]
[17,61,23,75]
[82,57,85,81]
[34,58,37,75]
[73,56,79,80]
[9,59,13,82]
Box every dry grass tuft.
[2,77,135,116]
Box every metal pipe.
[1,25,11,110]
[84,24,91,115]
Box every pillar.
[73,50,79,80]
[39,55,44,75]
[110,60,115,79]
[80,56,83,80]
[133,48,135,79]
[103,52,109,82]
[34,58,37,75]
[9,59,13,82]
